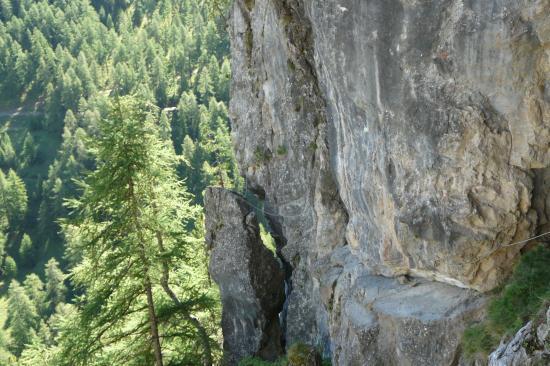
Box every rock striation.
[220,0,550,364]
[204,187,285,365]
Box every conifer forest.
[0,1,236,364]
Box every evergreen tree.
[3,256,17,278]
[0,133,15,168]
[18,234,35,267]
[0,170,28,229]
[0,0,12,21]
[44,258,66,315]
[20,132,37,168]
[0,231,5,258]
[6,280,38,356]
[60,96,215,366]
[0,326,15,365]
[23,273,46,317]
[0,0,235,360]
[218,57,230,102]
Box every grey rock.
[226,0,550,363]
[204,187,285,365]
[488,306,550,366]
[327,247,487,366]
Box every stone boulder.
[204,187,286,365]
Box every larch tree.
[44,258,66,315]
[6,280,39,356]
[59,96,216,366]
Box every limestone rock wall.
[226,0,550,364]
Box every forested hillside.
[0,0,236,364]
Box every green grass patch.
[239,356,288,366]
[238,342,331,366]
[462,244,550,359]
[276,145,288,156]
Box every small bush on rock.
[238,356,288,366]
[238,343,331,366]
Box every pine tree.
[218,57,230,102]
[0,326,15,365]
[3,255,17,278]
[176,91,200,142]
[23,273,46,317]
[6,280,38,356]
[0,133,16,168]
[20,132,37,168]
[60,96,215,366]
[1,170,28,229]
[18,234,35,267]
[44,258,66,315]
[0,231,5,258]
[0,0,12,21]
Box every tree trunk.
[128,179,164,366]
[155,231,213,366]
[145,278,164,366]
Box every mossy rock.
[287,343,321,366]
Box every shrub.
[237,343,331,366]
[254,147,272,163]
[462,324,496,357]
[276,145,288,156]
[238,356,288,366]
[462,244,550,358]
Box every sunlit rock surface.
[223,0,550,364]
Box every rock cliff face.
[218,0,550,364]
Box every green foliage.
[238,343,331,366]
[2,256,16,279]
[239,356,289,366]
[6,280,38,356]
[0,169,27,229]
[18,234,34,267]
[277,145,288,156]
[254,147,272,163]
[19,132,37,168]
[462,324,495,357]
[0,133,15,168]
[59,96,219,365]
[23,274,46,318]
[44,258,66,315]
[260,223,277,255]
[462,244,550,358]
[0,0,236,362]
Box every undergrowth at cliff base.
[238,342,332,366]
[462,244,550,358]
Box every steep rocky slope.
[208,0,550,364]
